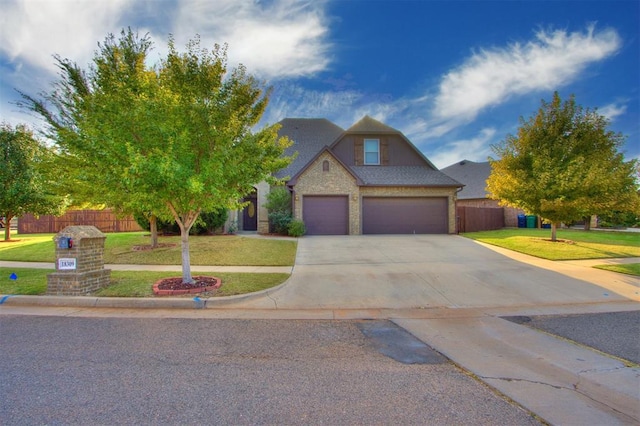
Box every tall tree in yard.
[0,123,67,241]
[20,30,292,283]
[487,92,639,241]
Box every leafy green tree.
[0,123,67,241]
[487,92,639,241]
[19,29,292,283]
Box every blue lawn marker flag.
[9,273,17,280]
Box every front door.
[242,194,258,231]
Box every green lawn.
[0,232,295,297]
[0,268,289,297]
[462,228,640,276]
[462,228,640,260]
[0,232,297,266]
[593,263,640,276]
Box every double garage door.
[303,195,448,235]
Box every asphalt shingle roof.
[275,118,344,179]
[345,115,400,134]
[440,160,491,199]
[352,166,462,186]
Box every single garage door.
[363,197,448,234]
[303,195,349,235]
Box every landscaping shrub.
[134,209,228,235]
[191,209,229,235]
[288,219,306,237]
[265,187,293,234]
[269,211,292,235]
[133,213,179,234]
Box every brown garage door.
[362,197,448,234]
[303,195,349,235]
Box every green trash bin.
[526,215,537,228]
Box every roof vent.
[459,160,466,166]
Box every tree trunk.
[149,215,158,248]
[551,222,558,242]
[583,216,591,231]
[167,203,201,285]
[3,214,12,241]
[180,227,194,284]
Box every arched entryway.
[241,190,258,231]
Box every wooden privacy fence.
[19,210,143,234]
[457,206,505,233]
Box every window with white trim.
[364,139,380,165]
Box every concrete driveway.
[233,234,639,309]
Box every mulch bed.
[540,238,575,244]
[153,276,221,296]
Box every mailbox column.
[47,225,111,295]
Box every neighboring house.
[440,159,523,228]
[237,116,463,235]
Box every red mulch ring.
[153,276,222,296]
[133,243,177,251]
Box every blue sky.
[1,0,638,168]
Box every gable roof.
[332,115,439,170]
[274,118,344,179]
[276,116,463,189]
[440,160,491,199]
[288,146,363,186]
[345,115,401,134]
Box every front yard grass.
[462,228,640,260]
[462,228,640,276]
[0,232,297,266]
[0,268,289,297]
[0,232,295,297]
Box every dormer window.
[364,139,380,165]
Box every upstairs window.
[364,139,380,165]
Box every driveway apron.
[234,235,638,309]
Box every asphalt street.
[0,316,541,425]
[506,310,640,364]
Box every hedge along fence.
[18,210,143,234]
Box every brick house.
[238,116,462,235]
[440,159,523,228]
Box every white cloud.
[598,102,627,121]
[428,128,497,169]
[172,0,331,79]
[0,0,133,73]
[429,25,621,134]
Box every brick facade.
[292,152,360,234]
[291,152,458,234]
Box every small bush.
[288,219,306,237]
[269,211,292,235]
[265,187,292,234]
[135,209,229,235]
[191,209,229,235]
[133,213,179,234]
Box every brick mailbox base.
[47,225,111,296]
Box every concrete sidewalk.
[0,260,292,274]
